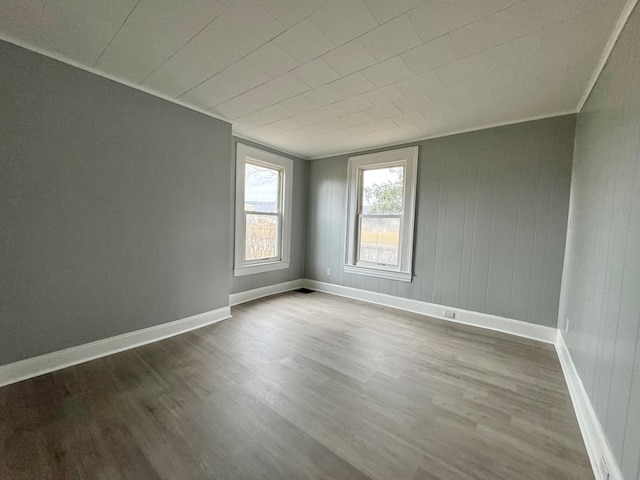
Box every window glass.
[245,163,279,213]
[361,166,404,215]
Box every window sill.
[343,265,412,282]
[234,261,290,277]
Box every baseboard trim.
[0,306,231,388]
[555,332,623,480]
[303,280,557,344]
[229,279,305,306]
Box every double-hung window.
[344,146,418,282]
[234,144,293,276]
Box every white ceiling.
[0,0,629,158]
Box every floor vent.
[294,288,315,294]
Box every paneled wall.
[306,115,576,327]
[558,4,640,479]
[0,41,232,366]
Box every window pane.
[359,217,400,265]
[245,214,278,260]
[361,166,404,215]
[245,163,279,213]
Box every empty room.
[1,0,639,479]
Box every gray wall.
[306,115,576,328]
[0,40,232,366]
[558,4,640,479]
[229,137,307,294]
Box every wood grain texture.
[0,292,593,479]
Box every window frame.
[234,144,293,277]
[344,146,418,282]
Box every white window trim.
[344,146,418,282]
[234,144,293,277]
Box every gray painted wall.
[306,115,576,328]
[229,137,307,294]
[0,40,232,366]
[558,5,640,479]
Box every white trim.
[0,306,231,388]
[555,332,624,480]
[0,34,231,126]
[577,0,639,111]
[343,265,412,282]
[345,146,418,282]
[234,261,291,277]
[234,143,294,277]
[303,280,557,344]
[229,279,305,306]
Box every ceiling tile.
[0,0,45,39]
[476,0,520,17]
[364,84,406,106]
[338,124,373,138]
[95,0,227,84]
[288,111,324,127]
[435,53,487,85]
[303,85,344,106]
[312,104,347,120]
[309,0,378,47]
[401,35,458,74]
[361,0,425,24]
[363,56,413,87]
[395,70,441,96]
[38,0,139,65]
[482,32,543,72]
[254,0,327,27]
[1,0,629,158]
[408,0,480,43]
[366,118,398,131]
[242,43,301,77]
[321,39,377,76]
[329,73,376,97]
[179,59,272,108]
[392,111,427,128]
[237,103,293,127]
[273,19,335,63]
[335,95,375,113]
[393,93,436,113]
[366,103,403,120]
[360,15,422,61]
[291,58,340,88]
[263,73,310,99]
[278,95,317,114]
[340,111,374,126]
[142,0,284,96]
[449,8,522,58]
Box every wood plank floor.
[0,291,593,480]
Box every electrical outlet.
[565,317,570,333]
[599,456,610,480]
[443,310,456,320]
[327,268,331,276]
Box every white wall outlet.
[443,310,456,319]
[599,456,610,480]
[565,317,570,333]
[327,268,331,276]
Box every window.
[234,144,293,276]
[344,146,418,282]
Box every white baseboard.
[0,306,231,388]
[556,331,623,480]
[229,279,305,306]
[303,280,557,344]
